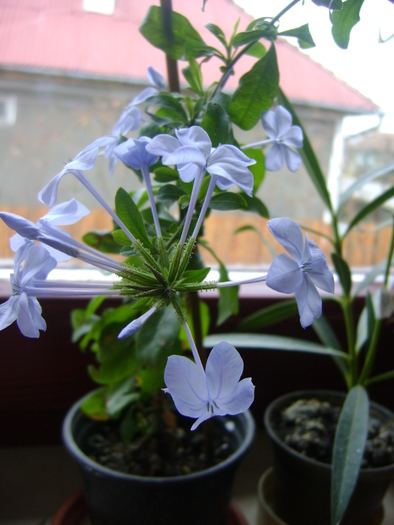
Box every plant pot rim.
[264,389,394,474]
[63,390,255,484]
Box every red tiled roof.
[0,0,377,113]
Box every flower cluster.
[0,70,334,430]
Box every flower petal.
[39,199,90,226]
[283,126,303,148]
[147,66,165,90]
[216,377,255,415]
[283,147,302,172]
[16,292,43,338]
[37,172,65,206]
[205,341,244,400]
[131,86,158,106]
[268,217,304,262]
[163,147,207,170]
[176,126,212,157]
[0,296,18,332]
[145,134,181,158]
[118,306,157,339]
[295,276,322,328]
[267,253,303,293]
[163,355,208,418]
[265,144,284,171]
[261,110,279,139]
[274,105,292,136]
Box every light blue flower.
[163,341,255,430]
[118,306,157,339]
[38,136,118,206]
[104,86,158,174]
[114,137,158,171]
[266,217,334,328]
[10,199,90,261]
[261,106,303,172]
[147,66,165,90]
[147,126,255,244]
[0,245,56,338]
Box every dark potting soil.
[82,418,233,477]
[272,398,394,469]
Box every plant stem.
[160,0,180,93]
[270,0,301,25]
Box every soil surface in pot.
[272,398,394,468]
[81,416,233,477]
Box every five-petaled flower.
[0,244,56,338]
[163,341,255,430]
[261,106,303,172]
[266,217,334,328]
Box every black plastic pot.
[63,392,255,525]
[264,390,394,525]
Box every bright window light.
[82,0,115,16]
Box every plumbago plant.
[0,0,391,522]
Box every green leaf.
[344,186,394,236]
[279,24,316,49]
[277,88,333,211]
[353,260,387,297]
[217,263,239,325]
[238,300,299,330]
[136,307,180,365]
[180,267,211,284]
[115,187,152,248]
[154,166,180,183]
[243,194,269,218]
[88,343,139,385]
[205,23,227,48]
[146,92,188,122]
[338,162,394,209]
[138,120,162,139]
[232,29,266,48]
[106,377,140,417]
[311,0,342,8]
[312,315,348,376]
[138,366,166,394]
[331,0,364,49]
[140,6,206,60]
[204,333,348,358]
[200,102,236,147]
[228,45,279,130]
[331,253,352,295]
[156,184,187,204]
[80,388,108,420]
[331,386,369,525]
[83,231,122,254]
[209,192,247,211]
[245,41,266,59]
[242,148,266,192]
[182,58,204,95]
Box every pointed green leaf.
[279,24,316,49]
[204,333,348,358]
[205,23,227,48]
[242,148,266,192]
[182,58,204,95]
[154,166,180,183]
[238,300,299,330]
[331,386,369,525]
[243,194,269,218]
[146,92,188,122]
[344,186,394,236]
[232,29,266,48]
[83,231,122,254]
[209,192,247,211]
[353,260,387,297]
[200,101,236,147]
[136,307,180,365]
[277,88,333,211]
[313,315,348,376]
[228,45,279,130]
[156,184,187,204]
[115,187,152,248]
[245,41,266,59]
[331,0,363,49]
[338,162,394,209]
[80,388,108,420]
[139,6,206,60]
[180,267,211,284]
[332,253,352,295]
[217,263,239,325]
[106,377,140,417]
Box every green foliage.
[228,45,279,130]
[331,0,364,49]
[331,387,369,525]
